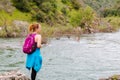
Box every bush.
[34,10,46,22]
[12,0,31,12]
[61,0,81,10]
[83,6,95,24]
[71,0,81,10]
[61,0,68,4]
[70,9,83,27]
[61,0,70,4]
[70,6,95,28]
[33,0,42,6]
[33,1,62,25]
[102,8,120,17]
[61,7,69,16]
[40,2,53,13]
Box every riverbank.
[41,17,120,43]
[0,0,120,43]
[0,17,120,44]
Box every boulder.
[13,20,29,37]
[99,75,120,80]
[0,70,30,80]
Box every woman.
[26,23,42,80]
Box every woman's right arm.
[37,35,42,48]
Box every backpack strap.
[29,33,36,37]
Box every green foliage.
[0,0,119,37]
[71,0,81,10]
[70,9,83,27]
[102,9,120,17]
[83,0,119,17]
[70,6,95,27]
[33,1,57,25]
[34,10,46,22]
[11,0,82,26]
[61,0,69,4]
[12,0,31,12]
[0,10,32,23]
[40,2,56,13]
[83,6,95,23]
[104,17,120,30]
[32,0,43,6]
[101,0,120,17]
[61,6,69,16]
[61,0,81,10]
[0,10,31,37]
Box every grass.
[0,9,33,37]
[41,23,75,38]
[0,9,32,25]
[11,9,32,21]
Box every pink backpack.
[23,33,37,54]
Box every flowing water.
[0,31,120,80]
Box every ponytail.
[28,23,39,33]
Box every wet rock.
[0,70,30,80]
[99,75,120,80]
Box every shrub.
[71,0,81,10]
[70,9,83,27]
[34,10,46,22]
[61,0,71,4]
[83,6,95,24]
[61,7,69,16]
[61,0,68,4]
[32,0,43,6]
[70,6,95,28]
[102,8,120,17]
[12,0,31,12]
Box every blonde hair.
[28,23,40,33]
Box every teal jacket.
[26,48,42,72]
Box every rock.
[13,20,29,28]
[99,75,120,80]
[42,37,48,44]
[0,27,2,31]
[0,0,14,13]
[13,20,29,37]
[99,78,108,80]
[0,70,30,80]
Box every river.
[0,31,120,80]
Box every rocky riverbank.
[99,75,120,80]
[0,70,30,80]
